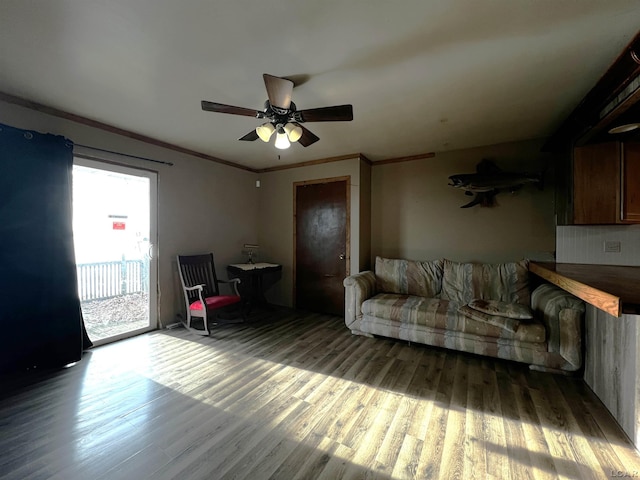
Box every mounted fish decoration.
[449,159,543,208]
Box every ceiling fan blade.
[263,74,294,110]
[295,124,319,147]
[201,101,259,117]
[297,104,353,122]
[238,130,259,141]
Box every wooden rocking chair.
[176,253,244,335]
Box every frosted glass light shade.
[274,131,291,149]
[284,123,303,142]
[608,123,640,134]
[256,123,275,142]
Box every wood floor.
[1,309,639,480]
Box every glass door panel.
[72,158,157,345]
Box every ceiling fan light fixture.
[284,123,303,143]
[256,122,275,142]
[274,128,290,149]
[201,74,353,150]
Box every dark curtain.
[0,122,92,374]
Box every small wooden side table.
[227,262,282,311]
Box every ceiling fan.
[201,74,353,149]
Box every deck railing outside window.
[76,256,149,301]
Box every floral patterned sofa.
[344,257,585,374]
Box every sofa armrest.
[531,283,586,370]
[343,271,376,333]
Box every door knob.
[339,253,346,260]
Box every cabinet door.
[622,142,640,222]
[573,142,620,224]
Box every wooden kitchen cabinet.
[573,141,640,224]
[622,141,640,222]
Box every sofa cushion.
[467,299,534,320]
[440,259,530,306]
[457,305,521,332]
[360,316,549,356]
[363,293,451,329]
[361,293,545,343]
[190,295,241,310]
[375,256,443,298]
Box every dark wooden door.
[295,178,349,316]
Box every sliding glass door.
[72,158,158,345]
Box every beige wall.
[0,101,258,328]
[256,157,364,307]
[1,101,560,320]
[371,139,557,264]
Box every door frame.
[292,175,351,308]
[73,156,159,346]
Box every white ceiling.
[1,1,639,171]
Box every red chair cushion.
[190,295,241,311]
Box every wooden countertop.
[529,262,640,317]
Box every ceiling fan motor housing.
[263,100,299,127]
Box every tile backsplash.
[556,225,640,266]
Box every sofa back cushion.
[440,259,530,306]
[375,257,444,298]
